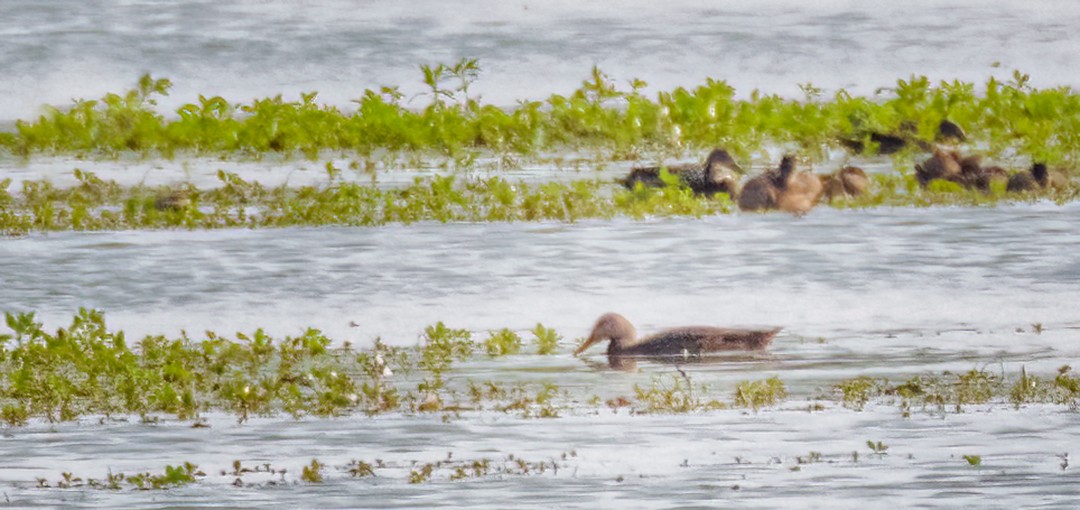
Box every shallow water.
[5,0,1080,507]
[3,201,1080,506]
[2,0,1079,121]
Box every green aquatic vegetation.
[300,459,324,483]
[1009,366,1051,408]
[963,454,982,467]
[409,463,435,484]
[5,65,1080,169]
[44,462,205,490]
[492,382,562,418]
[834,376,884,411]
[734,376,787,411]
[356,340,405,415]
[417,322,474,406]
[483,328,522,357]
[1055,365,1080,400]
[6,310,1080,424]
[867,440,889,456]
[36,454,570,489]
[953,369,999,408]
[633,374,724,413]
[346,459,376,478]
[530,323,560,355]
[0,168,1075,234]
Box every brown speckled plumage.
[622,148,742,197]
[575,312,780,359]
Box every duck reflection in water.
[574,313,781,370]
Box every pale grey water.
[2,203,1080,507]
[4,0,1080,507]
[1,0,1079,121]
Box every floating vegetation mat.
[1,63,1079,166]
[2,309,1078,429]
[1,168,1076,234]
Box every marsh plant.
[3,310,1080,425]
[734,376,788,411]
[633,374,726,413]
[4,65,1080,170]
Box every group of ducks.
[622,144,1069,214]
[914,149,1068,193]
[621,148,868,214]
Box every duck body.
[737,155,822,214]
[914,149,963,186]
[622,148,742,197]
[576,313,780,360]
[1007,163,1069,193]
[820,166,869,202]
[777,170,823,214]
[841,120,961,155]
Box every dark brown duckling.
[914,149,963,187]
[1007,163,1070,193]
[622,148,743,197]
[936,119,967,144]
[574,313,780,359]
[820,166,870,202]
[955,155,1009,192]
[841,120,962,155]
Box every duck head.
[704,149,743,175]
[1032,163,1048,186]
[574,312,636,355]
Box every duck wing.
[620,326,780,356]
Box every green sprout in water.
[483,328,522,357]
[531,323,561,355]
[734,376,787,411]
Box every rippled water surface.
[2,0,1079,120]
[3,203,1080,507]
[4,0,1080,507]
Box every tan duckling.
[820,166,870,202]
[777,165,824,214]
[737,155,793,212]
[622,148,743,197]
[575,312,780,359]
[738,155,822,214]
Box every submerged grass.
[0,168,1075,234]
[4,66,1080,169]
[0,170,745,234]
[38,450,576,491]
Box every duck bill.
[574,334,601,356]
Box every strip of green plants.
[2,63,1079,165]
[2,310,1078,426]
[2,169,1076,234]
[0,169,732,234]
